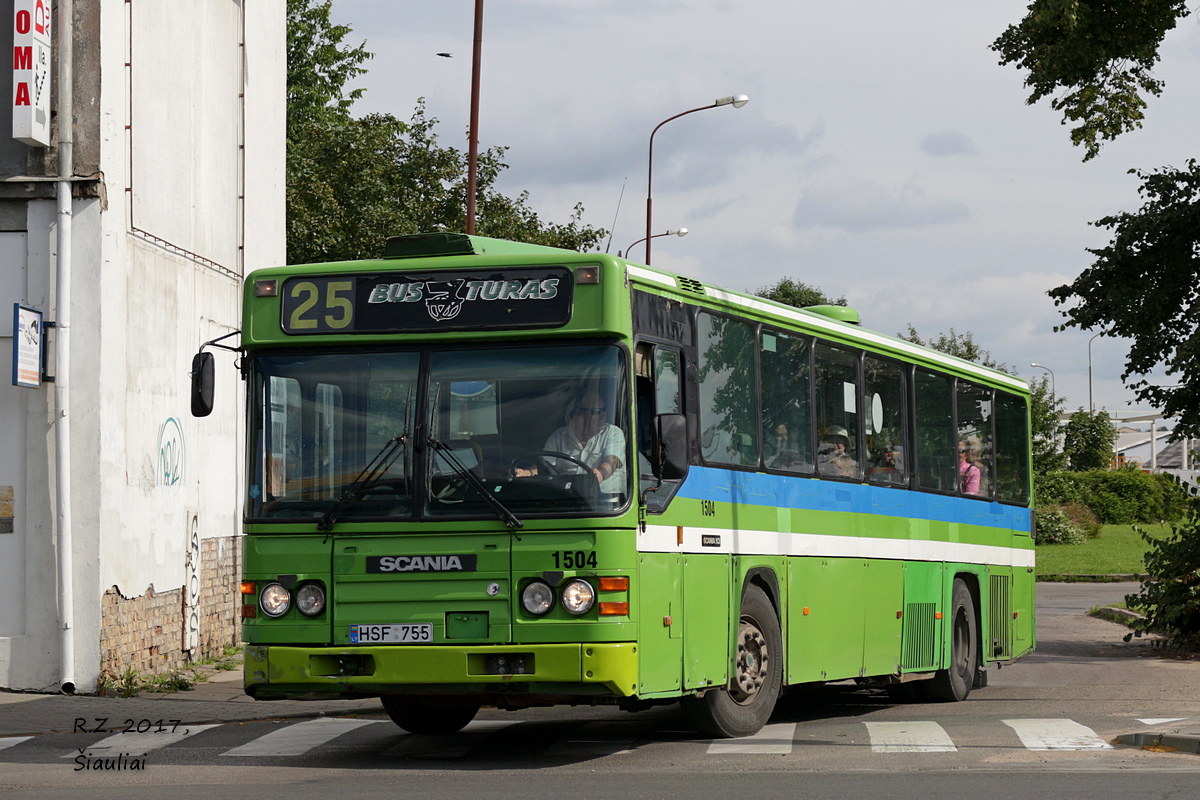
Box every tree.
[1061,408,1117,471]
[286,1,605,264]
[1029,375,1067,475]
[1048,161,1200,437]
[897,325,1010,373]
[991,1,1190,162]
[754,278,845,308]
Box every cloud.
[792,176,970,232]
[920,131,978,156]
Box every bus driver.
[513,390,626,493]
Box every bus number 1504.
[551,551,597,569]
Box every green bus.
[192,232,1034,738]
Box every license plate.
[349,623,433,644]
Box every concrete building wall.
[0,0,284,692]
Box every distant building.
[0,1,284,692]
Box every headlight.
[259,582,291,618]
[522,581,555,616]
[560,579,595,615]
[295,583,326,616]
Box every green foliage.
[755,278,845,309]
[1125,493,1200,650]
[1029,375,1066,476]
[897,325,1011,373]
[1060,501,1102,538]
[1049,161,1200,438]
[1034,508,1086,545]
[286,1,606,264]
[992,1,1190,161]
[1037,467,1188,524]
[1061,408,1117,471]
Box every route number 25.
[286,279,354,332]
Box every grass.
[1035,523,1170,578]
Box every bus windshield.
[247,343,631,523]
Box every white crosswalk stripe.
[865,721,957,753]
[707,722,797,754]
[383,719,520,757]
[220,717,380,757]
[0,736,33,752]
[60,725,220,758]
[1002,718,1112,750]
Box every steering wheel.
[512,450,594,478]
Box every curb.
[1116,729,1200,755]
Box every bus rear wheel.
[681,584,782,738]
[380,697,480,734]
[925,578,978,702]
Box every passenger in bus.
[817,425,857,477]
[512,391,627,493]
[958,439,982,495]
[766,423,801,470]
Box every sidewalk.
[0,666,383,737]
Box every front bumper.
[244,642,639,700]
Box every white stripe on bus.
[639,525,1036,568]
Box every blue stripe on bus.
[676,466,1031,532]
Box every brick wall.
[99,535,241,683]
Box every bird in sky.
[436,52,453,58]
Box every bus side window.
[995,391,1030,504]
[863,356,908,486]
[697,312,759,467]
[761,329,812,474]
[957,380,994,498]
[814,342,861,481]
[914,369,956,492]
[636,344,682,475]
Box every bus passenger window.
[697,313,759,467]
[863,356,908,486]
[994,391,1030,504]
[814,343,861,480]
[957,381,994,498]
[914,370,955,492]
[761,330,812,473]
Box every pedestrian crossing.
[0,716,1167,764]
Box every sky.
[329,1,1200,427]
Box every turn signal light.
[598,576,629,591]
[240,581,256,595]
[599,602,629,616]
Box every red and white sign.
[12,0,51,147]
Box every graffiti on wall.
[157,417,186,487]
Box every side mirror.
[652,413,689,481]
[190,351,215,417]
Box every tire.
[925,578,978,702]
[681,584,782,738]
[380,697,480,734]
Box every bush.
[1125,493,1200,651]
[1060,502,1102,538]
[1034,509,1086,545]
[1036,469,1189,525]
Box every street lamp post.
[1030,362,1055,398]
[623,228,688,260]
[645,95,748,264]
[465,0,485,235]
[1087,331,1105,413]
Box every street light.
[645,94,748,264]
[623,228,688,260]
[465,0,485,235]
[1030,363,1055,398]
[1087,331,1105,413]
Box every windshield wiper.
[428,437,523,529]
[317,433,409,533]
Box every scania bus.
[191,232,1034,738]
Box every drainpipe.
[55,0,76,694]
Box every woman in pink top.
[958,440,981,495]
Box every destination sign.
[280,267,573,334]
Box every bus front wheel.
[380,697,480,734]
[681,584,782,738]
[925,578,978,702]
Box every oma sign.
[12,0,51,147]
